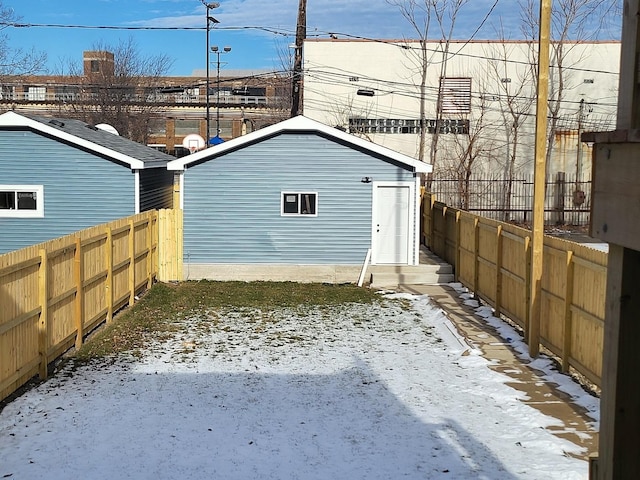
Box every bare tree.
[485,30,537,221]
[386,0,435,164]
[0,3,46,76]
[63,38,173,143]
[440,81,500,210]
[519,0,620,172]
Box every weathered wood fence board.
[424,193,607,388]
[0,211,160,402]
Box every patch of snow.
[0,292,593,479]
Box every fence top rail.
[501,230,530,244]
[48,243,78,261]
[81,233,108,248]
[0,256,41,278]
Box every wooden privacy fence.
[423,193,607,388]
[0,211,161,402]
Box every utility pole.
[290,0,306,117]
[203,1,220,144]
[576,98,585,181]
[528,0,551,357]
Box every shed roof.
[167,115,432,173]
[0,111,174,169]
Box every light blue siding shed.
[168,116,432,280]
[0,112,174,254]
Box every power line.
[1,20,620,77]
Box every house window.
[0,185,44,218]
[281,192,317,216]
[439,77,472,114]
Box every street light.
[211,45,231,145]
[202,1,220,143]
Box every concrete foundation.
[182,264,364,283]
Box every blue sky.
[1,0,621,77]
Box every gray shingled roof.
[0,112,174,169]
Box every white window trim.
[0,184,44,218]
[281,191,318,217]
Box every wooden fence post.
[128,219,135,306]
[562,249,575,372]
[146,215,153,289]
[524,235,532,340]
[429,194,436,249]
[73,237,84,350]
[38,249,48,380]
[105,226,113,323]
[473,217,480,295]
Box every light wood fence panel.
[0,245,41,401]
[423,195,607,387]
[457,213,477,292]
[0,211,159,402]
[157,208,183,282]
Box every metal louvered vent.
[439,77,472,114]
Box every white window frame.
[281,192,318,217]
[0,185,44,218]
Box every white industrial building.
[302,39,620,181]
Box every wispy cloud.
[127,0,535,42]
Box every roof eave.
[0,112,145,169]
[167,116,433,174]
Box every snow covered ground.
[0,289,598,479]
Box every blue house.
[167,116,432,282]
[0,111,174,254]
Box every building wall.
[182,133,415,264]
[0,131,135,253]
[302,39,620,178]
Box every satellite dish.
[182,133,206,154]
[95,123,120,135]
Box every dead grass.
[73,281,381,363]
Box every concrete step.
[368,263,455,288]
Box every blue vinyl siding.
[0,131,135,253]
[183,133,415,264]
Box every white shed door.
[372,184,411,264]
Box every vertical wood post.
[38,249,48,380]
[599,246,640,479]
[146,215,153,289]
[524,235,532,337]
[562,249,574,372]
[529,0,552,357]
[105,227,113,323]
[429,194,436,249]
[597,1,640,477]
[128,220,135,306]
[73,237,84,350]
[290,0,306,117]
[495,225,503,317]
[473,217,480,294]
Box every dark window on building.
[282,192,317,216]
